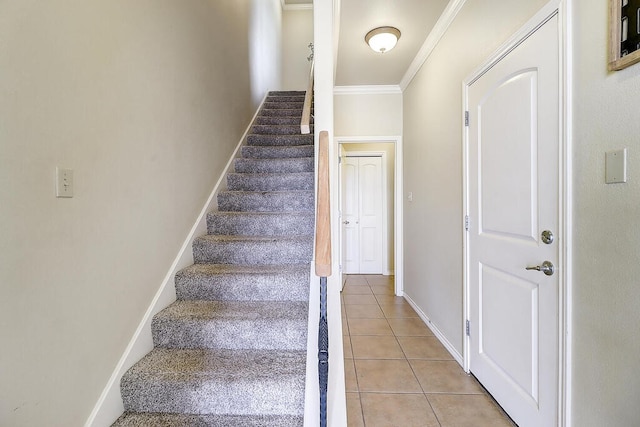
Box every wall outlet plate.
[605,148,627,184]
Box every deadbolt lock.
[541,230,554,244]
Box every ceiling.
[282,0,451,87]
[335,0,450,87]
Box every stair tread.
[197,234,312,242]
[178,263,309,276]
[210,211,314,217]
[156,300,308,321]
[113,412,303,427]
[228,172,314,177]
[124,347,306,381]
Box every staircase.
[113,91,314,426]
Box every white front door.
[342,156,383,274]
[466,13,560,427]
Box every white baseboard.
[84,94,268,427]
[403,294,464,366]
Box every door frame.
[461,1,572,426]
[336,136,404,297]
[342,152,388,275]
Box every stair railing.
[315,130,331,427]
[300,59,314,135]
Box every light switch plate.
[605,148,627,184]
[56,167,74,198]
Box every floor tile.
[365,275,394,285]
[354,359,422,393]
[398,336,453,360]
[345,304,385,319]
[379,303,419,318]
[411,360,484,394]
[343,285,374,295]
[375,294,407,305]
[342,294,378,305]
[360,393,440,427]
[351,335,404,359]
[347,318,393,336]
[371,284,395,295]
[346,393,365,427]
[344,358,358,392]
[388,318,434,336]
[342,317,349,335]
[345,275,370,286]
[427,394,515,427]
[343,335,353,358]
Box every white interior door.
[339,145,347,289]
[342,157,383,274]
[466,13,559,427]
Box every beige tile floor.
[342,274,516,427]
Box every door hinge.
[466,320,470,336]
[464,111,469,127]
[339,156,342,164]
[464,215,470,231]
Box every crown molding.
[399,0,467,91]
[334,85,402,95]
[280,0,313,11]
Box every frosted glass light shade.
[365,27,401,53]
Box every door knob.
[525,261,555,276]
[343,220,350,225]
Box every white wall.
[571,2,640,425]
[402,0,548,354]
[0,1,281,425]
[342,143,395,274]
[282,9,314,90]
[334,92,403,136]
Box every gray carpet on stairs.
[113,91,313,427]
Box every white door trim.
[461,1,572,426]
[335,136,404,297]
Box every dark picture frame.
[609,0,640,70]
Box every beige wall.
[342,143,395,274]
[282,9,314,90]
[571,2,640,425]
[334,92,403,136]
[0,0,281,425]
[402,0,548,353]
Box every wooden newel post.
[315,130,332,277]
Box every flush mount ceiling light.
[365,26,401,53]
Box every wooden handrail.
[300,61,314,134]
[315,130,331,277]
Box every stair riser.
[263,101,304,110]
[175,268,310,301]
[207,213,314,236]
[226,173,313,191]
[121,376,305,415]
[234,158,314,173]
[113,413,305,426]
[241,145,314,159]
[259,109,303,117]
[217,191,314,212]
[152,318,307,350]
[250,124,314,135]
[265,96,305,103]
[247,134,313,147]
[193,238,313,264]
[255,116,312,126]
[268,91,305,97]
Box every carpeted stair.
[113,91,314,426]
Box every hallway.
[342,274,515,426]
